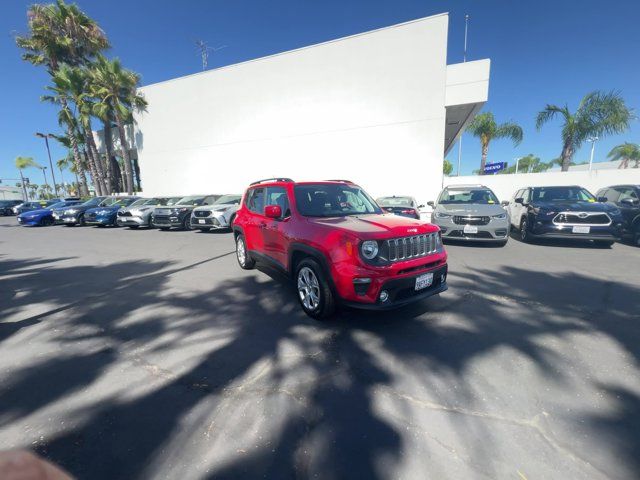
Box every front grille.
[553,212,611,225]
[194,210,210,218]
[385,233,439,262]
[453,215,490,225]
[155,209,171,216]
[153,215,171,224]
[118,211,132,217]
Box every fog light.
[441,273,447,283]
[379,290,389,302]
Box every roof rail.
[249,177,294,186]
[324,179,354,183]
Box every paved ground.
[1,215,639,480]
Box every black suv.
[152,195,220,230]
[0,200,23,216]
[595,184,640,246]
[507,185,624,246]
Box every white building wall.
[443,169,640,203]
[134,15,450,206]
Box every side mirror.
[620,197,638,206]
[501,200,509,206]
[264,204,282,219]
[515,197,524,205]
[597,196,608,203]
[418,204,425,209]
[427,201,435,207]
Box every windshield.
[438,188,499,205]
[294,184,381,217]
[129,198,151,207]
[176,196,205,206]
[80,197,104,207]
[213,195,241,205]
[48,202,66,209]
[112,198,137,207]
[377,196,414,207]
[166,197,182,205]
[531,187,596,202]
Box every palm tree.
[44,66,108,194]
[608,142,640,169]
[90,55,147,194]
[467,112,523,175]
[16,0,109,196]
[536,91,635,172]
[15,156,41,201]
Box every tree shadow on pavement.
[0,255,639,479]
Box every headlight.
[435,231,444,251]
[361,240,379,260]
[65,209,78,214]
[492,213,507,219]
[434,212,451,219]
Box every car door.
[613,187,639,232]
[262,186,292,268]
[243,187,266,252]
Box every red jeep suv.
[233,178,448,319]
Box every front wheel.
[295,258,335,320]
[520,217,532,243]
[182,216,193,231]
[236,234,255,270]
[77,214,85,226]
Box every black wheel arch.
[288,243,337,294]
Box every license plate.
[463,224,478,234]
[415,273,434,291]
[572,226,590,234]
[198,219,206,224]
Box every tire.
[129,225,139,229]
[236,234,255,270]
[520,217,532,243]
[295,258,335,320]
[182,216,192,231]
[77,214,85,226]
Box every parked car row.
[13,194,243,231]
[427,183,639,247]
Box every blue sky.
[1,0,639,184]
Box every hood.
[307,213,437,238]
[122,204,157,213]
[19,208,51,217]
[87,206,120,214]
[156,205,196,211]
[437,203,505,216]
[193,204,239,213]
[532,200,618,213]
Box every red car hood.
[306,214,438,239]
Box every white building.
[131,13,490,205]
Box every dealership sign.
[483,162,507,174]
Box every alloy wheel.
[297,266,320,311]
[236,236,247,265]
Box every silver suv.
[429,185,510,245]
[190,194,242,231]
[117,197,181,228]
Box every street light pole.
[36,132,59,197]
[456,14,470,177]
[588,136,598,173]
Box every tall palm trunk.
[66,125,89,196]
[83,130,103,196]
[18,169,28,202]
[84,122,109,194]
[113,110,134,194]
[560,141,574,172]
[479,141,489,175]
[103,120,118,192]
[133,155,141,191]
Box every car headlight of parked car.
[65,208,78,214]
[361,240,379,260]
[492,213,507,219]
[434,212,451,219]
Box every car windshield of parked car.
[294,184,381,217]
[531,187,595,202]
[79,197,103,207]
[175,196,205,206]
[48,202,66,209]
[376,196,414,207]
[166,197,182,206]
[110,198,137,207]
[439,189,499,204]
[213,195,241,205]
[129,198,151,207]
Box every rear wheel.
[295,258,335,320]
[236,234,255,270]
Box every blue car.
[85,197,140,226]
[17,200,82,227]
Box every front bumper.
[17,217,40,226]
[433,217,510,242]
[152,215,184,228]
[117,215,147,226]
[85,214,117,226]
[342,264,448,310]
[529,223,622,241]
[191,214,228,229]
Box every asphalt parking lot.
[1,216,639,479]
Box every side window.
[513,189,523,201]
[606,189,621,202]
[522,189,531,203]
[246,188,265,214]
[616,187,637,201]
[265,187,291,218]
